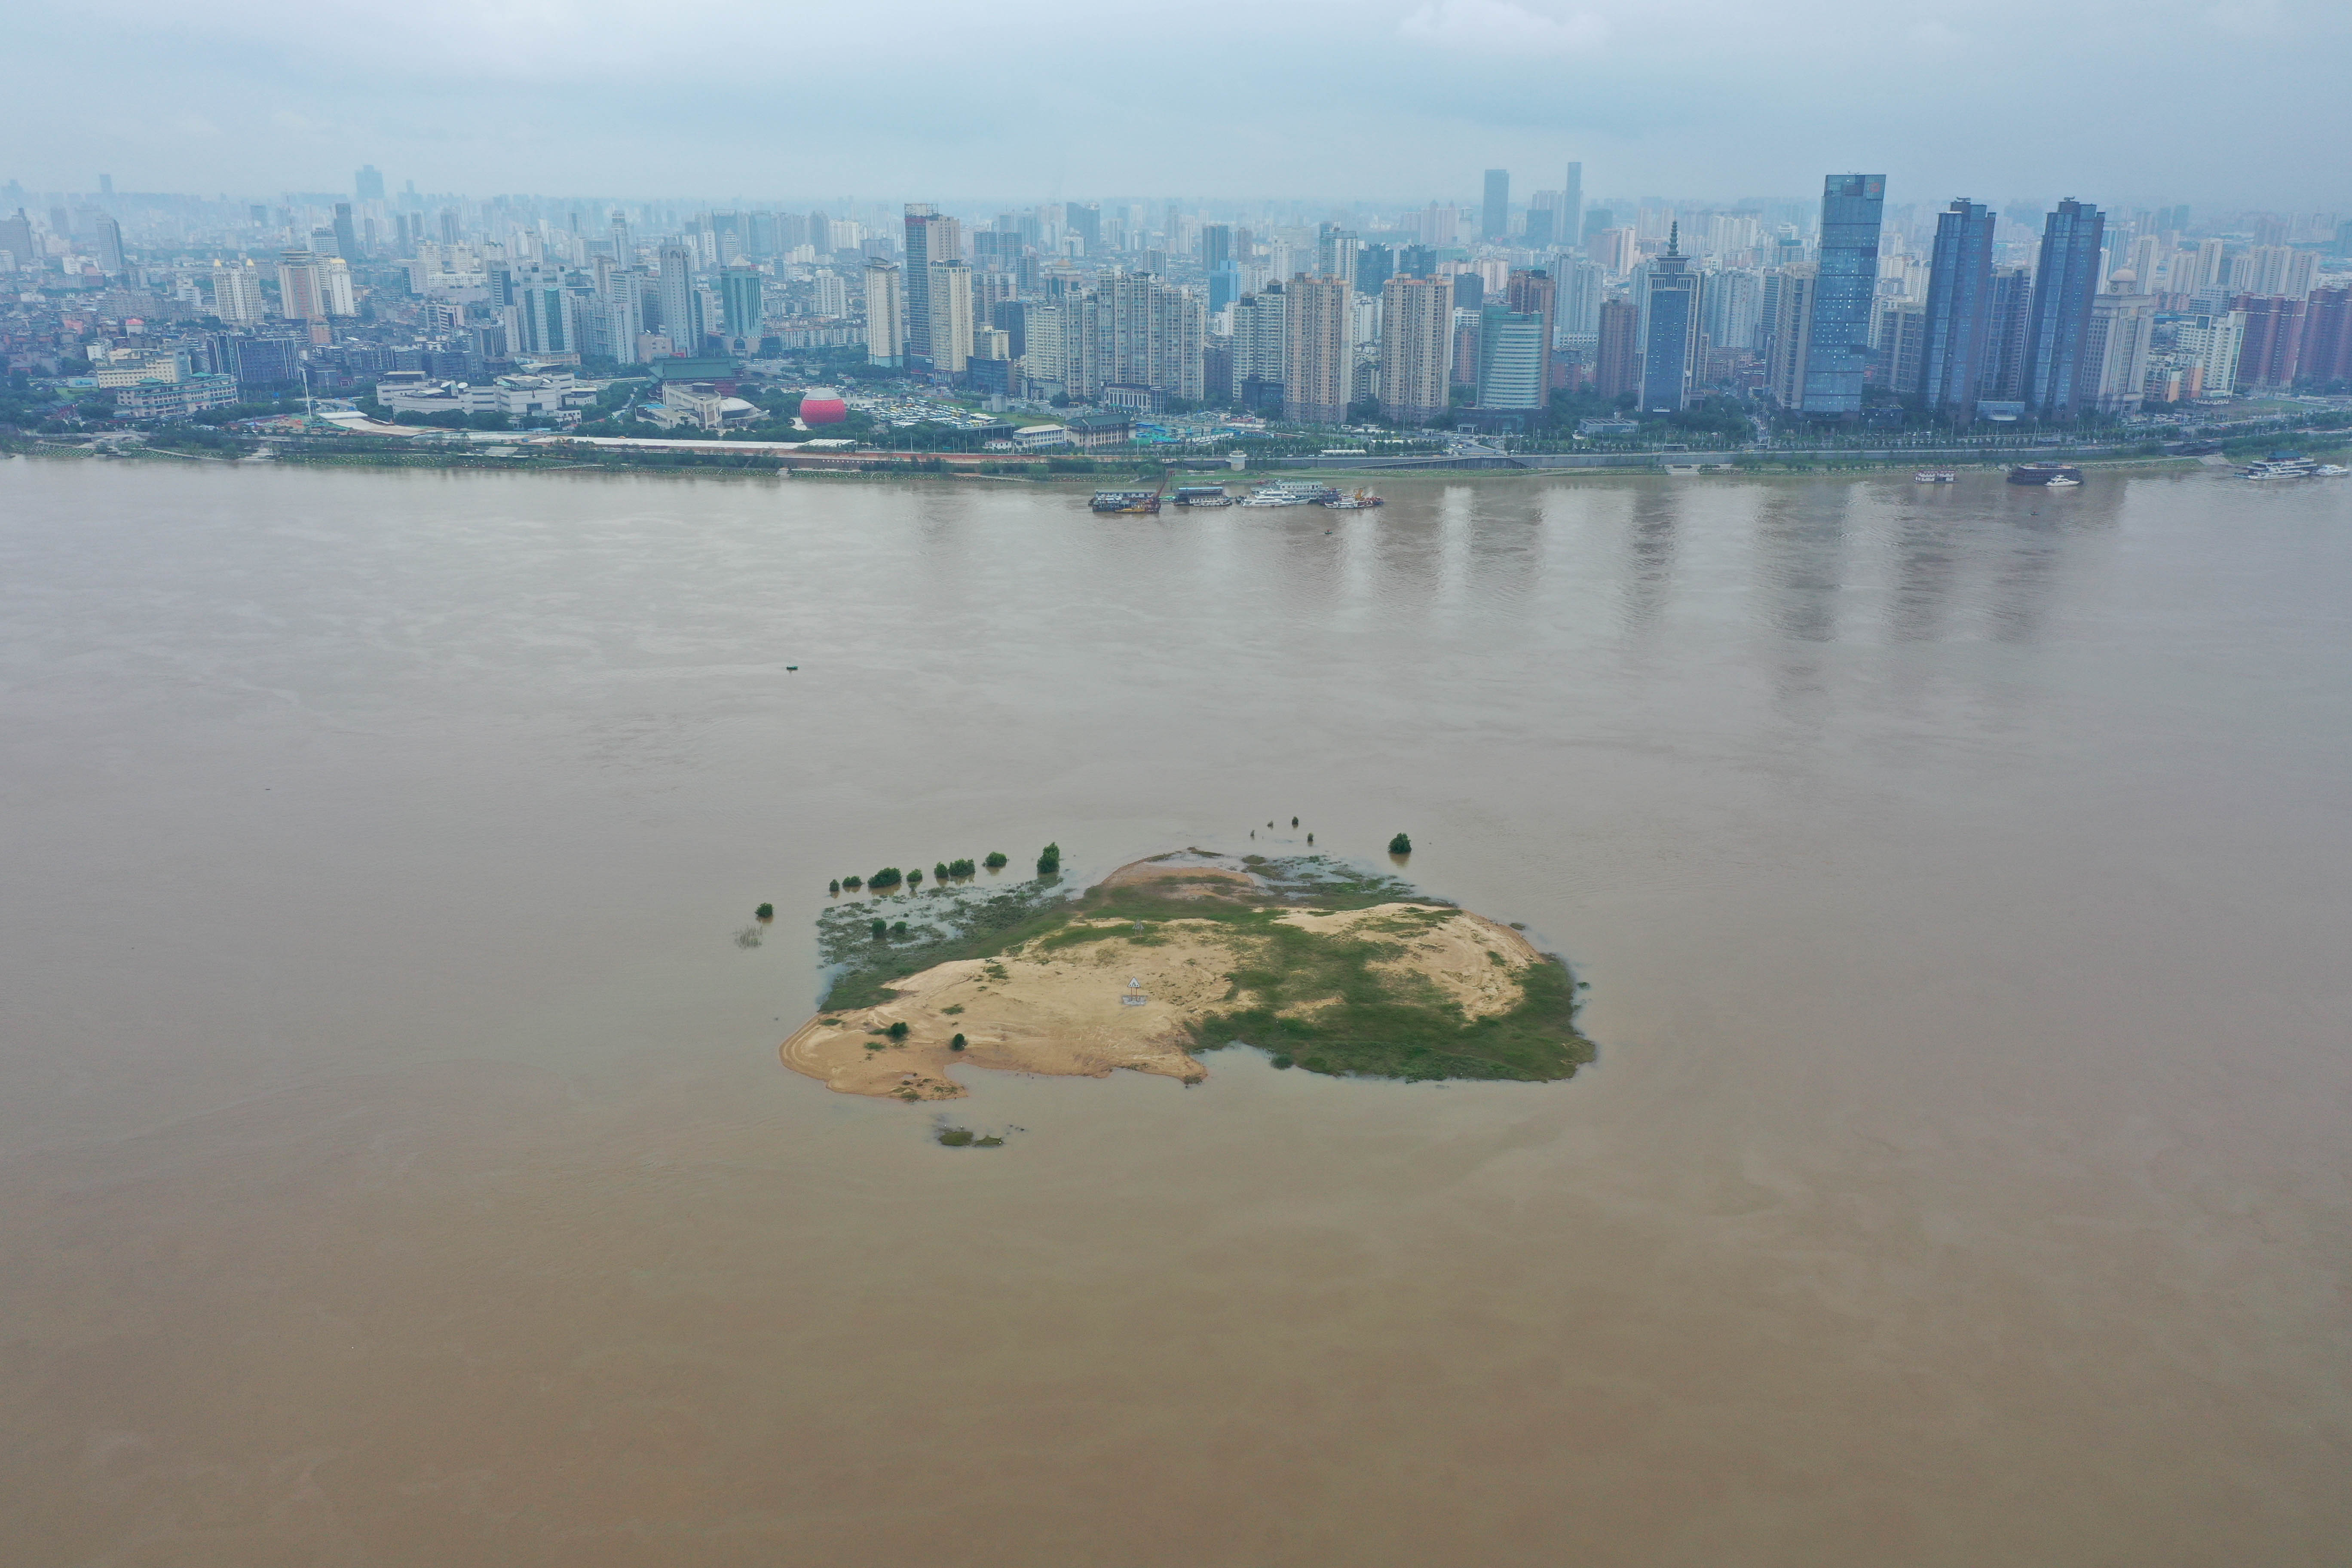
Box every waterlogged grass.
[813,854,1594,1084]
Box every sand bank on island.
[781,855,1556,1100]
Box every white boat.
[2042,475,2082,487]
[1914,471,1957,483]
[2240,460,2320,480]
[2316,464,2349,476]
[1240,487,1312,507]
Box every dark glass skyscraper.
[1482,169,1510,241]
[1798,173,1885,415]
[1920,199,1996,419]
[2022,198,2107,419]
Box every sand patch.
[781,926,1244,1099]
[1273,905,1541,1020]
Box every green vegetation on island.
[810,848,1594,1084]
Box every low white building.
[376,371,595,424]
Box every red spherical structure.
[799,387,848,426]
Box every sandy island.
[781,854,1546,1101]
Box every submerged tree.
[1389,833,1412,854]
[1037,842,1062,876]
[984,851,1008,870]
[755,903,774,921]
[870,918,888,939]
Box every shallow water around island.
[3,456,2349,1565]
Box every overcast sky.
[8,0,2347,211]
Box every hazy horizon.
[8,0,2348,211]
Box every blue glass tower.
[1920,199,1996,418]
[1798,173,1885,415]
[2021,198,2107,420]
[1640,224,1699,413]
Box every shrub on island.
[870,867,903,890]
[755,903,773,921]
[1037,842,1061,876]
[844,875,863,890]
[1389,833,1412,854]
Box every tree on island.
[870,867,903,890]
[934,861,949,882]
[1037,842,1061,876]
[829,880,840,896]
[1389,833,1412,854]
[755,903,774,921]
[844,875,863,890]
[907,868,923,887]
[984,851,1008,870]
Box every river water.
[2,456,2347,1565]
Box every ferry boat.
[1239,488,1311,507]
[1090,488,1164,514]
[2238,453,2337,480]
[2007,462,2084,487]
[1914,470,1957,483]
[1322,488,1385,510]
[1173,485,1234,507]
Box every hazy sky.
[9,0,2347,210]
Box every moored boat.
[1914,470,1957,483]
[2008,462,2084,487]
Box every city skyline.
[6,0,2350,208]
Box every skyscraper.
[2021,198,2107,418]
[1379,274,1454,426]
[1504,268,1558,389]
[2231,294,2306,391]
[719,265,763,341]
[1798,174,1884,414]
[1982,265,2034,401]
[1638,226,1700,413]
[1595,297,1641,400]
[1919,199,1997,419]
[212,262,265,326]
[1231,285,1286,409]
[903,205,962,362]
[1563,163,1583,253]
[0,208,33,269]
[1473,306,1547,426]
[89,213,123,275]
[1766,264,1819,407]
[355,165,385,202]
[657,244,698,355]
[927,259,974,374]
[1283,275,1352,425]
[332,202,358,260]
[2085,285,2155,413]
[864,260,905,368]
[276,250,326,323]
[1482,170,1510,242]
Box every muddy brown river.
[2,456,2346,1565]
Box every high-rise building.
[1473,306,1547,425]
[1981,265,2034,401]
[1594,297,1641,400]
[1797,174,1885,414]
[903,205,963,362]
[355,165,385,202]
[1919,199,1996,418]
[1505,268,1558,389]
[319,256,356,316]
[927,259,974,373]
[1560,257,1605,335]
[2085,285,2155,413]
[719,265,763,340]
[277,250,326,322]
[2299,286,2352,387]
[1283,275,1353,425]
[1482,170,1510,242]
[514,279,575,358]
[1638,227,1700,413]
[1379,274,1454,425]
[1398,244,1437,280]
[2021,199,2107,418]
[0,208,33,269]
[212,262,266,326]
[2231,294,2306,391]
[1766,264,1819,407]
[332,202,358,260]
[2172,311,2245,395]
[1061,270,1205,401]
[1563,162,1583,252]
[1871,298,1927,396]
[863,266,908,368]
[1356,243,1396,299]
[1231,286,1286,407]
[1200,224,1234,277]
[89,212,124,274]
[657,244,699,354]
